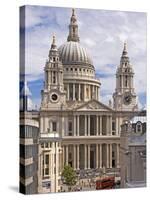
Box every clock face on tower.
[123,93,132,105]
[50,92,59,103]
[51,93,58,101]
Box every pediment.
[75,99,113,111]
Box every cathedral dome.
[58,41,93,66]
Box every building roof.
[130,116,146,124]
[58,41,93,66]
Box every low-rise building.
[120,110,146,188]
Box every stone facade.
[120,111,146,188]
[37,9,140,193]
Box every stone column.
[92,85,94,99]
[88,144,90,169]
[96,144,99,168]
[106,144,109,168]
[62,146,65,168]
[55,142,58,172]
[99,144,102,168]
[100,116,102,136]
[73,83,75,101]
[88,115,90,136]
[105,116,107,135]
[59,148,62,173]
[77,115,79,136]
[50,71,53,86]
[119,117,122,136]
[67,84,70,100]
[84,84,86,101]
[88,85,91,99]
[40,117,43,133]
[73,145,76,170]
[79,84,81,101]
[118,117,120,136]
[96,115,99,136]
[116,117,118,136]
[84,144,87,169]
[94,86,96,100]
[77,144,80,170]
[96,87,98,100]
[109,144,112,168]
[97,87,100,101]
[73,115,76,136]
[66,145,68,165]
[84,115,87,136]
[117,144,120,168]
[40,152,43,176]
[61,116,65,137]
[107,116,110,135]
[110,116,112,136]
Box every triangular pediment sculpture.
[75,99,113,111]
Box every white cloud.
[83,38,96,47]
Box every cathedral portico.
[61,142,120,171]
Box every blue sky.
[20,5,147,109]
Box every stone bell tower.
[38,36,64,193]
[41,35,66,110]
[113,42,138,111]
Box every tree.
[62,165,77,190]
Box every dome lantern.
[67,8,80,42]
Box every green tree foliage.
[62,165,77,186]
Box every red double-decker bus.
[96,176,115,190]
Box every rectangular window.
[112,121,116,131]
[45,142,49,148]
[53,72,56,83]
[112,151,115,157]
[69,152,72,159]
[45,154,49,165]
[45,168,49,175]
[68,121,72,131]
[68,121,72,136]
[52,122,57,132]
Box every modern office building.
[20,82,39,194]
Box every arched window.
[136,121,142,134]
